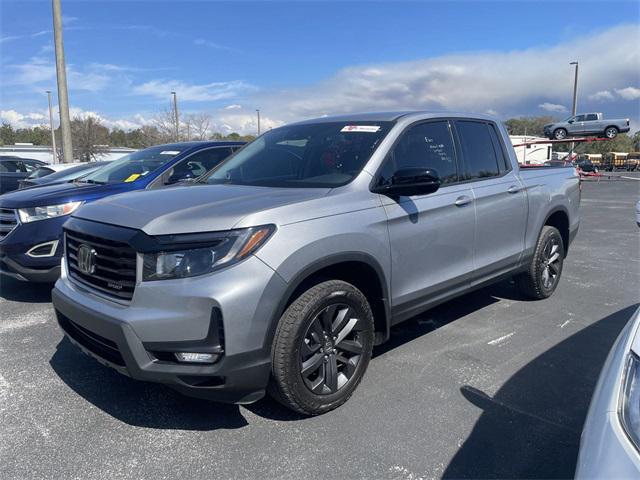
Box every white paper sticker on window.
[160,150,180,155]
[340,125,381,133]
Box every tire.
[517,226,565,300]
[554,128,568,140]
[268,280,375,415]
[604,126,618,139]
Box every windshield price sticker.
[341,125,381,133]
[124,173,141,182]
[160,150,180,155]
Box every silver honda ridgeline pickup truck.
[53,112,580,415]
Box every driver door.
[377,120,475,321]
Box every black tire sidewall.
[271,280,374,415]
[534,227,565,297]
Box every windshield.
[48,164,105,182]
[202,121,393,188]
[80,146,185,184]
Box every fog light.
[174,352,217,364]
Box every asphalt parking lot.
[1,177,639,480]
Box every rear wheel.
[604,126,618,139]
[269,280,374,415]
[517,226,565,299]
[554,128,568,140]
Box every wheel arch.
[543,207,570,255]
[263,253,391,351]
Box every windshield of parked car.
[41,163,106,183]
[202,121,393,188]
[79,147,185,184]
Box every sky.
[1,0,639,135]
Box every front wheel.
[269,280,374,415]
[517,226,565,299]
[554,128,568,140]
[604,126,618,139]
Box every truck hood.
[0,181,132,209]
[73,184,331,235]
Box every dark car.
[576,159,599,173]
[0,157,46,194]
[0,141,243,282]
[18,161,111,189]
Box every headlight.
[142,225,275,281]
[620,352,640,451]
[18,201,83,223]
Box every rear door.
[454,120,527,283]
[378,120,475,320]
[583,113,599,135]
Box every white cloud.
[539,103,568,113]
[132,79,255,102]
[615,86,640,101]
[1,110,48,128]
[224,104,242,110]
[588,90,614,101]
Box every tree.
[152,103,179,143]
[184,113,211,140]
[574,133,635,155]
[504,116,558,137]
[0,123,16,146]
[70,116,110,161]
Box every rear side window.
[487,124,511,173]
[585,114,598,121]
[379,120,458,186]
[455,121,500,180]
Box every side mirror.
[372,168,441,197]
[568,120,574,124]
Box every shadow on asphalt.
[49,279,531,429]
[443,304,638,479]
[374,279,527,358]
[0,276,54,303]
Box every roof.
[289,110,500,125]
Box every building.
[0,144,136,163]
[509,135,553,165]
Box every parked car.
[543,113,631,140]
[51,112,580,415]
[576,159,599,173]
[18,161,111,189]
[0,141,242,282]
[575,306,640,479]
[0,156,46,194]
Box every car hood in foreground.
[72,184,332,235]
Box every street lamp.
[570,61,579,117]
[46,90,58,164]
[171,91,180,142]
[570,61,579,154]
[256,109,261,136]
[52,0,73,162]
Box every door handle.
[454,195,473,207]
[507,185,522,194]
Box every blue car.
[0,141,243,282]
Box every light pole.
[52,0,73,162]
[171,91,180,142]
[570,61,579,154]
[256,109,261,136]
[46,91,58,164]
[570,61,579,116]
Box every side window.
[574,115,586,122]
[585,114,598,121]
[456,121,500,180]
[21,161,40,173]
[379,121,458,186]
[168,148,233,183]
[487,123,511,173]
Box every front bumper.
[0,215,67,282]
[52,254,288,404]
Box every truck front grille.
[66,230,137,301]
[0,208,18,241]
[57,313,125,366]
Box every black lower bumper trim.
[0,255,60,282]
